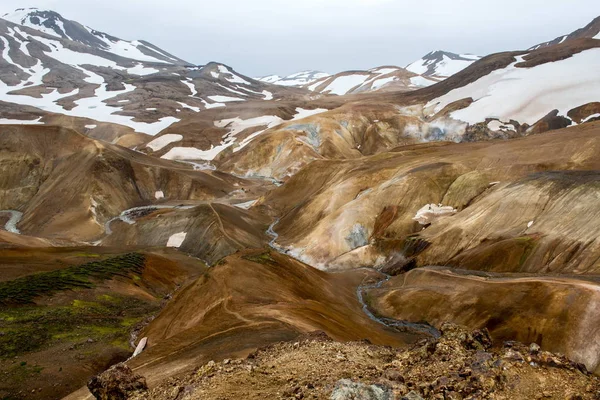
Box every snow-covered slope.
[260,66,439,95]
[406,51,481,79]
[426,48,600,126]
[257,70,330,87]
[0,8,300,136]
[530,16,600,50]
[305,66,437,95]
[2,8,188,65]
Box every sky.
[1,0,599,77]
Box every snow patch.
[487,120,516,131]
[177,102,200,112]
[208,95,245,103]
[181,80,198,97]
[201,99,226,109]
[410,75,437,87]
[428,48,600,125]
[292,107,328,120]
[146,133,183,151]
[370,76,396,90]
[0,117,43,125]
[322,74,369,95]
[262,90,273,100]
[233,200,258,210]
[413,204,457,225]
[161,146,229,161]
[582,113,600,123]
[127,64,159,76]
[167,231,187,247]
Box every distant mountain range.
[257,51,482,94]
[0,8,304,138]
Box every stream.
[0,210,23,234]
[266,218,282,249]
[103,204,196,235]
[265,217,440,338]
[356,273,440,338]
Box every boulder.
[87,363,147,400]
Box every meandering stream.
[356,273,440,338]
[265,217,440,338]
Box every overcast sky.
[1,0,599,76]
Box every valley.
[0,6,599,400]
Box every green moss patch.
[243,252,277,265]
[0,253,145,305]
[0,294,156,358]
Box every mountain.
[2,11,600,400]
[530,15,600,50]
[406,50,481,78]
[0,8,306,139]
[304,66,438,95]
[215,30,599,181]
[2,8,190,64]
[0,125,270,245]
[257,70,330,86]
[423,42,600,128]
[260,51,484,97]
[260,66,438,95]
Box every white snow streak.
[146,134,183,151]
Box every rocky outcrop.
[128,324,600,400]
[87,363,147,400]
[330,379,393,400]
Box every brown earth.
[257,122,600,270]
[128,324,600,400]
[0,124,268,243]
[64,249,423,400]
[368,267,600,374]
[102,203,272,265]
[0,247,207,400]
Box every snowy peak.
[199,62,254,85]
[259,66,439,95]
[529,15,600,50]
[1,8,190,65]
[3,8,69,39]
[0,10,294,136]
[305,65,438,95]
[406,50,481,78]
[257,70,330,87]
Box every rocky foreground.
[88,324,599,400]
